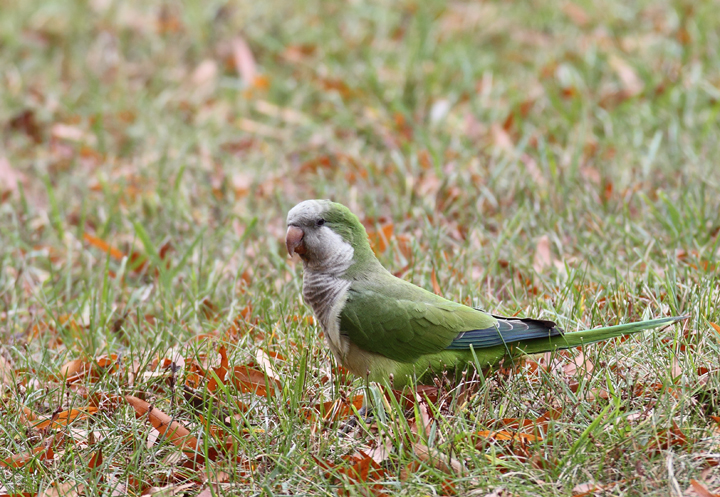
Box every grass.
[1,0,719,495]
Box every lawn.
[1,0,719,495]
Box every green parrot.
[286,199,688,388]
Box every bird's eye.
[316,218,326,227]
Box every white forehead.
[287,199,328,225]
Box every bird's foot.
[340,406,374,434]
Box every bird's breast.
[302,270,352,358]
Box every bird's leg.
[340,405,375,432]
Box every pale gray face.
[286,200,353,273]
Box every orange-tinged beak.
[286,226,306,257]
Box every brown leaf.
[232,36,257,86]
[124,396,203,462]
[490,123,514,152]
[412,443,465,476]
[689,480,718,497]
[474,430,540,444]
[533,235,552,273]
[51,123,93,143]
[88,448,103,469]
[8,109,43,143]
[315,450,388,490]
[1,436,56,469]
[0,156,26,194]
[608,54,644,96]
[191,59,218,88]
[563,3,590,26]
[254,349,283,382]
[367,222,394,254]
[305,395,364,423]
[229,365,280,397]
[430,267,443,295]
[58,358,87,380]
[282,43,316,63]
[0,354,12,386]
[647,423,687,454]
[34,407,99,430]
[83,233,147,272]
[562,350,594,379]
[207,346,229,393]
[709,322,720,339]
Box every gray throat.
[302,269,351,331]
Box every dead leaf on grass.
[533,235,552,273]
[125,396,203,462]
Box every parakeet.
[286,199,688,388]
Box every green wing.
[338,276,497,363]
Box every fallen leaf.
[125,396,203,462]
[412,443,465,476]
[1,436,56,469]
[490,123,514,152]
[367,222,394,254]
[8,109,43,143]
[689,479,717,497]
[34,407,99,430]
[192,59,218,88]
[0,354,12,386]
[563,3,590,26]
[88,447,103,469]
[232,36,257,86]
[229,365,280,397]
[431,267,443,295]
[207,346,229,393]
[475,430,540,443]
[709,322,720,339]
[0,156,26,194]
[533,235,552,272]
[305,395,364,424]
[254,349,282,382]
[608,54,644,96]
[51,123,93,143]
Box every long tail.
[515,315,689,355]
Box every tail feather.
[514,315,689,355]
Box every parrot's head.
[286,200,375,272]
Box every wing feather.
[338,277,497,363]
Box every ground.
[0,0,719,495]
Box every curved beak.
[286,226,306,257]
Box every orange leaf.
[315,450,387,484]
[124,396,202,461]
[562,2,590,26]
[0,355,12,386]
[475,430,539,443]
[533,235,552,273]
[95,353,119,370]
[58,358,86,380]
[689,479,717,497]
[647,424,687,454]
[710,322,720,338]
[305,395,364,422]
[229,365,279,397]
[207,346,229,393]
[83,233,124,261]
[34,407,99,430]
[83,233,147,273]
[430,267,442,295]
[0,440,54,469]
[88,447,103,470]
[232,36,257,85]
[367,223,394,254]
